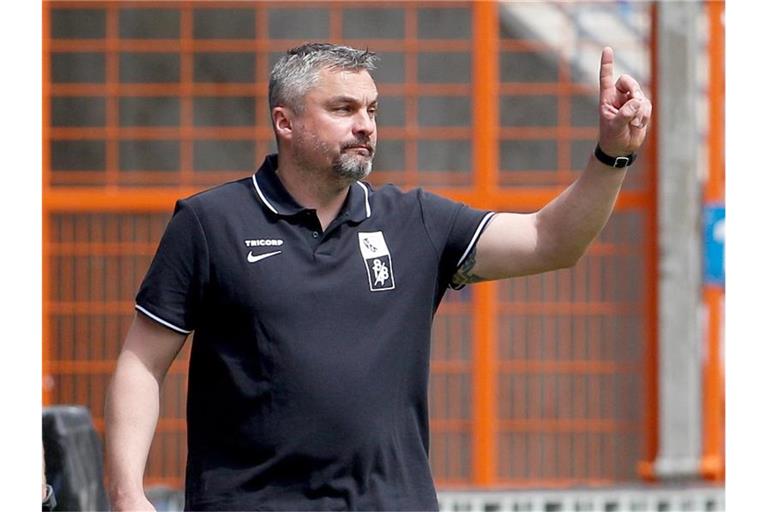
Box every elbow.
[534,213,592,272]
[542,229,593,271]
[549,246,587,270]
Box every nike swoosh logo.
[247,250,282,263]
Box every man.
[105,43,651,511]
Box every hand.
[42,447,47,500]
[598,46,652,156]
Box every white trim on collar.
[252,174,279,214]
[356,181,371,218]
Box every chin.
[334,155,373,181]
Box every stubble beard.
[294,130,375,183]
[333,144,375,182]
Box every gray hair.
[269,42,378,113]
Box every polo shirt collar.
[252,154,372,223]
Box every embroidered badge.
[358,231,395,292]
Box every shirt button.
[312,231,319,238]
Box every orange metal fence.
[43,1,659,489]
[701,0,724,481]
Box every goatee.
[333,153,373,181]
[333,140,375,181]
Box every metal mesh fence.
[43,1,657,489]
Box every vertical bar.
[638,1,660,481]
[705,1,725,205]
[471,0,498,487]
[329,2,342,41]
[474,0,499,196]
[404,4,418,188]
[178,3,195,483]
[701,0,725,481]
[81,215,91,407]
[93,216,104,363]
[74,215,86,408]
[450,375,459,479]
[701,288,724,478]
[655,0,704,480]
[180,6,193,187]
[42,0,52,405]
[256,4,269,165]
[513,329,524,480]
[543,271,555,480]
[557,44,572,186]
[106,5,119,188]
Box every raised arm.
[105,313,187,511]
[452,47,652,285]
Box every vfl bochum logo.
[358,232,395,292]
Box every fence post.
[471,0,500,487]
[652,0,703,479]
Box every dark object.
[594,143,637,168]
[42,406,109,512]
[42,484,57,511]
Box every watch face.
[614,156,631,167]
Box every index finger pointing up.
[599,46,614,101]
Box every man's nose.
[352,109,375,137]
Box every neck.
[275,154,352,230]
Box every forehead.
[308,68,378,102]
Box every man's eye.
[334,106,352,113]
[368,108,377,117]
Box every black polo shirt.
[136,154,494,511]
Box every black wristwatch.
[594,144,636,168]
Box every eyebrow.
[326,95,378,106]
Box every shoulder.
[168,176,263,234]
[360,183,426,222]
[169,177,257,223]
[182,176,254,211]
[363,183,465,222]
[364,182,435,208]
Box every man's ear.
[272,107,294,142]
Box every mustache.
[341,139,375,153]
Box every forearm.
[461,48,650,282]
[535,153,628,266]
[535,44,650,266]
[105,350,162,504]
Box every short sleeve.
[418,189,495,291]
[135,199,210,334]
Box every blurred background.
[41,1,725,510]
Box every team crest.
[357,232,395,292]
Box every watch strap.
[594,144,636,168]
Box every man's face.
[291,68,378,181]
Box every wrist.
[109,482,146,503]
[110,494,152,512]
[594,143,636,168]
